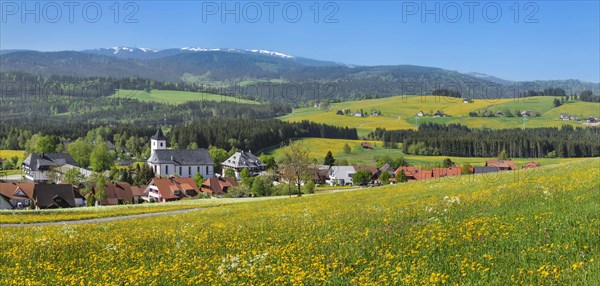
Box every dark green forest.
[369,123,600,158]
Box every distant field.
[265,138,584,167]
[278,96,600,136]
[110,89,258,104]
[0,150,26,168]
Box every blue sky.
[1,1,599,82]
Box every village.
[0,129,540,210]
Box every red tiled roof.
[0,183,35,200]
[522,162,540,169]
[202,177,238,195]
[432,167,462,178]
[150,177,202,201]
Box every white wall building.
[146,129,214,179]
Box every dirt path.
[0,207,204,228]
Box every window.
[205,166,209,174]
[179,167,182,175]
[165,165,169,174]
[197,166,200,172]
[189,166,191,175]
[160,142,163,147]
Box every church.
[146,129,214,179]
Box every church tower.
[150,129,167,155]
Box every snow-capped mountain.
[83,46,297,60]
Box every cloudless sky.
[1,1,599,82]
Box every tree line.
[369,123,600,158]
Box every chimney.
[170,155,174,161]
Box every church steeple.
[150,129,167,154]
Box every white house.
[22,153,79,182]
[146,129,214,179]
[327,166,356,186]
[416,111,425,117]
[221,151,266,180]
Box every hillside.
[264,138,584,167]
[1,159,598,284]
[279,96,600,136]
[109,90,258,105]
[3,50,597,102]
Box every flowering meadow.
[1,159,598,285]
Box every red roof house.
[522,162,540,169]
[145,177,202,202]
[201,177,239,196]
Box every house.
[309,167,330,184]
[416,111,425,117]
[221,151,266,180]
[0,183,34,209]
[93,182,135,205]
[431,167,462,178]
[463,98,470,103]
[378,163,395,177]
[201,177,239,196]
[522,162,540,169]
[34,184,78,209]
[144,177,202,202]
[336,110,344,115]
[327,166,356,186]
[0,192,12,209]
[496,111,505,117]
[353,165,380,182]
[361,142,373,149]
[485,160,516,171]
[560,113,570,121]
[433,110,448,117]
[22,153,78,182]
[521,110,533,117]
[353,111,363,117]
[473,166,501,174]
[147,129,214,179]
[131,185,146,203]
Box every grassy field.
[0,150,26,176]
[1,159,598,284]
[265,138,584,167]
[279,96,600,136]
[109,89,258,105]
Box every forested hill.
[2,50,597,101]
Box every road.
[0,207,204,228]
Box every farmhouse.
[353,165,380,182]
[560,113,570,120]
[485,160,516,171]
[433,110,448,117]
[22,153,79,182]
[473,166,501,174]
[522,162,540,169]
[144,177,202,202]
[201,177,238,196]
[416,111,425,117]
[361,142,373,149]
[353,111,363,117]
[147,129,214,179]
[432,167,462,178]
[221,151,266,180]
[521,110,533,117]
[336,110,344,115]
